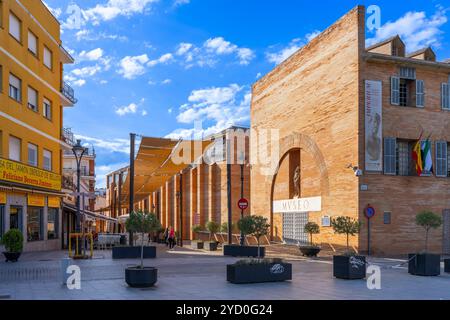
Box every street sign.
[238,198,249,210]
[365,205,376,219]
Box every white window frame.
[28,143,38,167]
[436,141,448,177]
[9,12,21,42]
[9,73,21,102]
[43,149,52,171]
[27,86,38,111]
[443,83,450,110]
[384,137,397,175]
[43,46,52,70]
[9,136,21,162]
[416,80,424,108]
[28,30,38,56]
[391,77,400,106]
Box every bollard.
[61,258,71,286]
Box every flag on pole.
[421,138,433,174]
[412,132,423,176]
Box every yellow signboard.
[48,196,61,208]
[0,192,6,204]
[28,194,45,207]
[0,158,61,191]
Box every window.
[9,12,21,42]
[399,67,416,80]
[28,30,38,56]
[436,141,448,177]
[27,86,38,111]
[9,136,21,161]
[397,140,412,176]
[442,83,450,110]
[27,207,43,242]
[43,46,52,69]
[10,206,22,231]
[28,143,38,167]
[416,80,425,107]
[47,208,58,240]
[383,212,391,225]
[43,149,52,171]
[384,137,396,175]
[43,98,52,120]
[9,73,21,101]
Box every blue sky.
[42,0,450,187]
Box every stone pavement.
[1,243,449,300]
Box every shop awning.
[120,137,212,206]
[63,203,118,223]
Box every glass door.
[10,206,23,232]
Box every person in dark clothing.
[163,227,169,246]
[168,227,176,250]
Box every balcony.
[62,128,76,146]
[61,81,78,105]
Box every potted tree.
[1,229,24,262]
[124,211,161,287]
[204,221,220,251]
[191,225,204,249]
[113,210,160,260]
[331,216,365,280]
[409,211,442,276]
[299,222,321,257]
[224,216,267,258]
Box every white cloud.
[167,84,250,139]
[266,38,304,65]
[204,37,255,65]
[176,43,193,56]
[43,1,62,18]
[256,72,262,79]
[72,79,86,87]
[71,65,102,77]
[75,29,128,42]
[74,135,131,154]
[115,98,146,116]
[366,7,448,52]
[162,79,172,85]
[306,30,321,42]
[95,162,130,188]
[83,0,158,25]
[78,48,104,61]
[168,108,173,114]
[117,54,149,79]
[142,110,148,116]
[174,0,190,7]
[148,53,174,67]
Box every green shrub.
[206,221,220,240]
[221,222,235,233]
[192,225,204,234]
[416,211,442,252]
[238,215,270,257]
[331,216,361,255]
[1,229,24,253]
[304,222,320,246]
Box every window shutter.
[28,31,37,55]
[44,47,52,69]
[28,144,37,166]
[384,137,396,175]
[442,83,450,110]
[416,80,424,107]
[9,13,21,41]
[9,73,20,88]
[391,77,400,105]
[43,150,52,171]
[27,87,37,110]
[9,136,21,162]
[436,141,448,177]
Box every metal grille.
[397,141,410,176]
[443,210,450,255]
[282,212,309,245]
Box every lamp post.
[72,140,87,256]
[239,151,245,246]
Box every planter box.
[299,246,321,257]
[3,252,21,262]
[445,259,450,273]
[112,246,156,259]
[125,267,157,288]
[191,240,204,250]
[204,241,218,251]
[408,253,440,276]
[333,255,366,280]
[227,262,292,284]
[223,245,265,258]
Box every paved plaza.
[0,244,449,300]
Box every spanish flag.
[412,135,423,176]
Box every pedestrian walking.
[163,227,169,246]
[168,227,176,249]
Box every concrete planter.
[125,267,157,288]
[223,245,265,258]
[299,246,321,257]
[112,246,156,259]
[191,240,204,250]
[408,253,440,276]
[204,241,218,251]
[227,262,292,284]
[333,255,366,280]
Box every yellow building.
[0,0,75,252]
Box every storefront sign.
[365,80,383,172]
[273,197,321,213]
[0,158,61,191]
[28,194,45,207]
[48,196,61,208]
[0,192,6,204]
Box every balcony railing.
[62,127,76,146]
[61,81,78,104]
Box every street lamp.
[239,151,245,246]
[72,139,87,234]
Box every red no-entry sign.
[238,198,249,210]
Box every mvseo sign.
[273,197,322,213]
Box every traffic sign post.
[365,205,376,256]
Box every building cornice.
[363,52,450,70]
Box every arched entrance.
[269,132,330,242]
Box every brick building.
[251,6,450,255]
